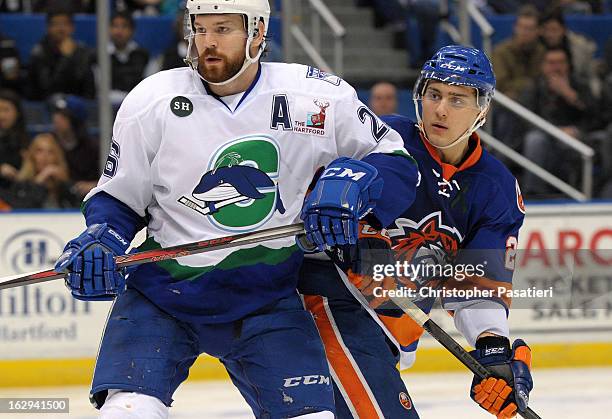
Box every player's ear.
[253,20,265,48]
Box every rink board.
[0,204,611,387]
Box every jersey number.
[103,139,120,178]
[357,106,389,143]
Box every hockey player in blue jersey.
[299,45,534,418]
[51,0,419,417]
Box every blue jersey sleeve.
[361,114,421,228]
[83,191,148,242]
[362,152,419,228]
[380,114,418,145]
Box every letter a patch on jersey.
[178,135,285,232]
[270,94,292,130]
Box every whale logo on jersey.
[388,212,462,267]
[178,136,285,232]
[182,163,285,215]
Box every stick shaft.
[0,223,305,290]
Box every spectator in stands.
[0,33,22,94]
[520,47,595,196]
[491,5,545,155]
[27,10,96,100]
[0,89,29,189]
[0,133,80,209]
[492,5,545,100]
[584,71,612,197]
[49,94,99,196]
[368,82,398,116]
[539,9,598,95]
[109,11,150,104]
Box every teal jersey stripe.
[389,149,417,165]
[138,237,300,282]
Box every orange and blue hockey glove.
[327,220,409,310]
[470,336,533,419]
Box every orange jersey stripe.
[303,295,382,419]
[378,314,424,349]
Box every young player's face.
[421,81,481,148]
[192,14,249,83]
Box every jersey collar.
[420,132,483,180]
[203,63,262,113]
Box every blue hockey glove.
[300,157,383,251]
[470,336,533,419]
[54,223,131,301]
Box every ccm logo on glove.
[321,167,367,181]
[107,229,129,246]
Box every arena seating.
[0,13,282,64]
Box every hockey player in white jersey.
[53,1,419,417]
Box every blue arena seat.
[0,14,282,64]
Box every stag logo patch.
[291,96,333,137]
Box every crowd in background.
[1,0,611,210]
[0,1,190,210]
[489,5,612,197]
[365,2,612,199]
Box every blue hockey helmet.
[413,45,496,150]
[413,45,496,109]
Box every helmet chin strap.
[198,34,263,87]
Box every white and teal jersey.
[87,63,410,323]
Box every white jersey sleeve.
[85,75,165,216]
[453,300,510,347]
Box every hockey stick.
[389,294,542,419]
[0,223,305,291]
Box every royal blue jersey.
[373,115,526,366]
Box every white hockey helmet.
[185,0,271,86]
